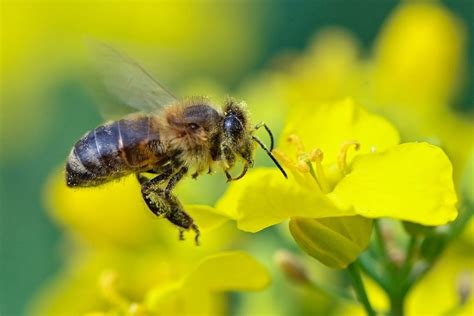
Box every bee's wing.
[89,41,178,118]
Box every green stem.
[347,262,376,316]
[387,237,419,316]
[388,295,405,316]
[358,254,390,293]
[399,236,419,282]
[374,220,390,264]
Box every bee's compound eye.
[188,123,200,130]
[224,115,243,137]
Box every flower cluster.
[30,173,269,315]
[31,2,473,316]
[217,98,457,267]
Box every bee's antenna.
[252,136,288,179]
[254,122,274,151]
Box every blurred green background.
[0,1,472,315]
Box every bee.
[65,43,287,245]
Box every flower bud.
[289,216,372,269]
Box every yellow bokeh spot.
[373,2,466,106]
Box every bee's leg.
[166,206,200,245]
[141,188,170,217]
[137,165,175,217]
[138,165,175,193]
[136,173,149,185]
[221,145,237,182]
[140,183,200,245]
[192,165,209,179]
[222,145,236,167]
[164,166,188,199]
[163,191,200,245]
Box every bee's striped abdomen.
[66,115,163,187]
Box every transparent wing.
[88,40,178,118]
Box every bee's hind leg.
[165,193,200,245]
[140,186,170,217]
[138,179,200,245]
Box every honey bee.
[65,43,287,244]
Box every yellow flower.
[274,2,472,183]
[217,98,458,267]
[372,2,466,107]
[29,250,270,316]
[30,171,270,315]
[281,28,364,107]
[368,2,473,182]
[145,251,271,315]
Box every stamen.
[285,134,312,172]
[272,149,293,167]
[337,140,360,175]
[297,160,310,173]
[287,134,305,153]
[309,149,331,193]
[273,149,309,173]
[282,135,332,192]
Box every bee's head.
[220,99,255,181]
[220,99,287,182]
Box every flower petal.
[184,251,271,291]
[328,142,458,225]
[280,98,400,166]
[289,216,372,269]
[146,251,269,316]
[184,205,230,232]
[216,168,353,232]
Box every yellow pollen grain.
[337,140,360,175]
